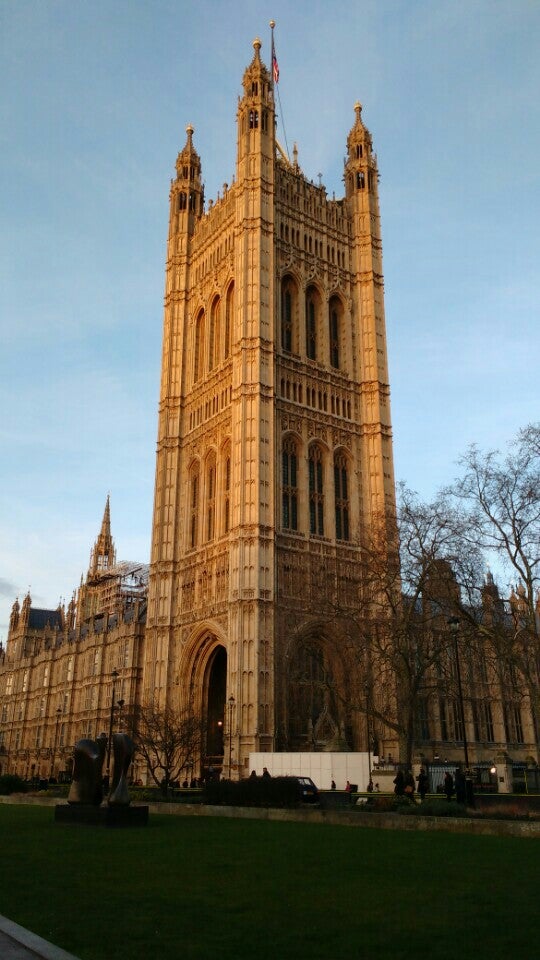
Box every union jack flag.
[272,49,279,84]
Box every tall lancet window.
[224,283,234,360]
[193,311,205,383]
[282,437,298,531]
[223,447,231,534]
[329,296,342,369]
[281,276,298,354]
[189,464,200,548]
[306,286,319,361]
[334,452,350,541]
[309,445,324,536]
[206,456,216,541]
[208,297,220,372]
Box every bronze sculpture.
[67,732,107,806]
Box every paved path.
[0,917,81,960]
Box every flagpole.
[269,18,289,161]
[270,19,276,91]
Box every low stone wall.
[144,801,540,838]
[2,794,539,837]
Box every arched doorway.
[203,645,227,777]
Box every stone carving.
[67,733,107,806]
[108,733,135,807]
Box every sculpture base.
[54,803,149,827]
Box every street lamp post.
[447,617,469,770]
[50,707,62,779]
[365,683,372,781]
[227,695,235,779]
[116,699,125,730]
[106,670,119,777]
[7,702,17,775]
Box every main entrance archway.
[203,644,227,776]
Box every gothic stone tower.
[144,39,397,776]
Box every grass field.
[0,805,539,960]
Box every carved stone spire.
[171,124,204,233]
[9,597,20,632]
[89,495,116,576]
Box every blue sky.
[1,0,539,637]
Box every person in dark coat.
[455,768,466,804]
[393,769,405,796]
[404,770,415,798]
[444,770,454,801]
[416,767,429,802]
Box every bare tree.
[280,427,539,765]
[279,485,477,766]
[129,703,205,794]
[449,423,540,742]
[348,484,485,766]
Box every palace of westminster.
[1,40,537,783]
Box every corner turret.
[344,101,377,200]
[171,124,204,238]
[236,38,275,176]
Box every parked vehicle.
[285,776,319,803]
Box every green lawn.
[1,806,538,960]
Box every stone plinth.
[54,804,149,827]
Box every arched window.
[223,448,231,534]
[281,276,297,353]
[177,192,187,211]
[334,452,350,541]
[309,445,324,535]
[282,437,298,531]
[206,456,216,541]
[224,283,234,359]
[189,464,200,548]
[193,311,205,383]
[329,296,342,369]
[287,640,342,748]
[305,286,319,361]
[209,297,220,372]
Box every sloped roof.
[28,608,62,630]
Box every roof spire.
[89,495,116,577]
[100,493,111,541]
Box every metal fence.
[511,763,540,794]
[427,761,498,794]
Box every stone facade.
[1,41,536,784]
[0,502,146,781]
[143,39,398,778]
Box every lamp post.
[49,707,62,779]
[106,670,119,776]
[116,699,125,730]
[7,702,17,775]
[227,695,235,779]
[365,682,372,781]
[447,617,469,770]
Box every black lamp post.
[50,706,62,778]
[227,695,235,779]
[447,617,469,770]
[116,699,125,729]
[365,683,372,781]
[106,670,119,776]
[6,703,16,775]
